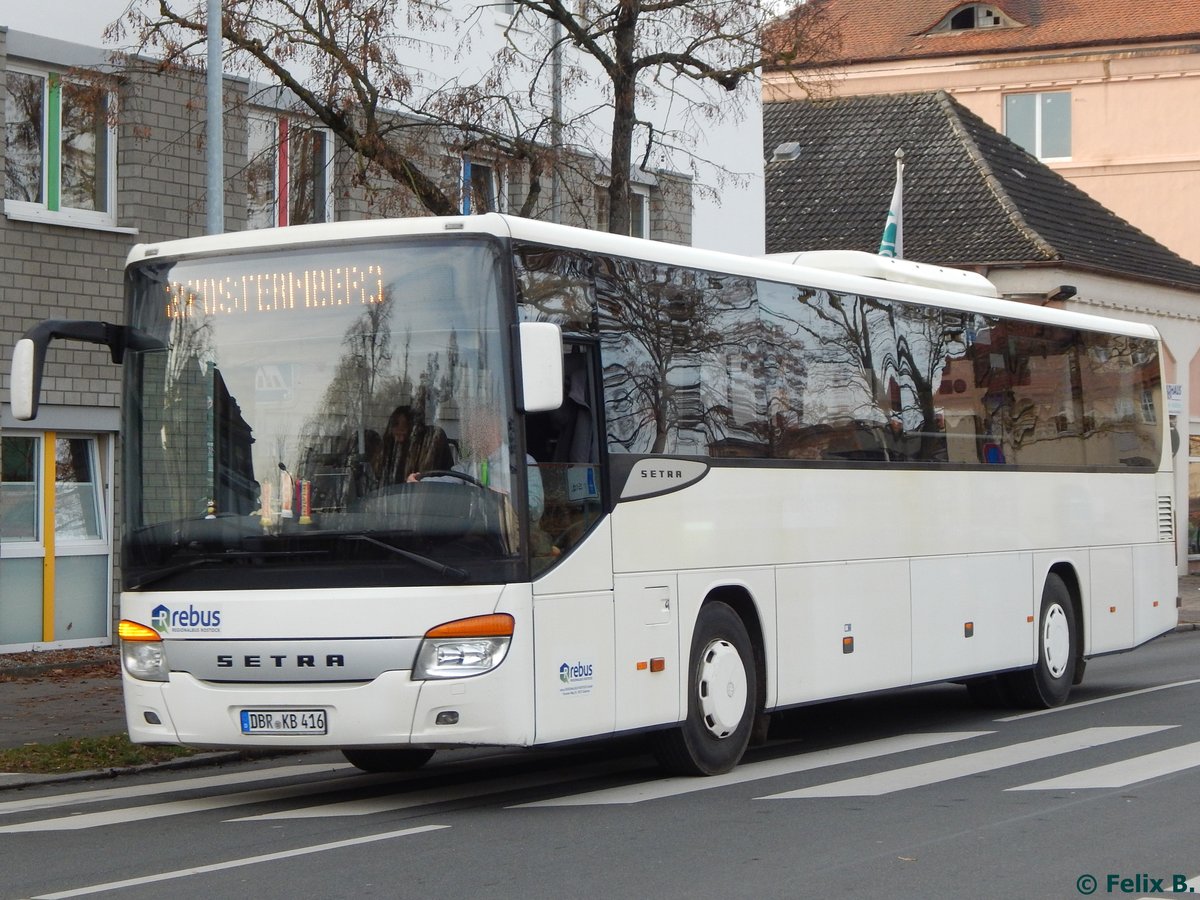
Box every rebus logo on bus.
[151,603,223,635]
[559,661,595,697]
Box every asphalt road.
[1,630,1197,900]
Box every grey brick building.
[0,27,692,651]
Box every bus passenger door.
[528,341,617,744]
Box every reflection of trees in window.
[59,80,107,212]
[513,246,597,333]
[598,255,758,455]
[3,72,108,212]
[4,72,44,202]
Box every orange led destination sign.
[164,264,386,319]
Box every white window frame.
[246,111,335,228]
[3,63,121,232]
[629,185,650,239]
[1004,90,1072,161]
[0,431,114,651]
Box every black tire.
[341,748,435,772]
[650,601,757,776]
[1002,573,1078,708]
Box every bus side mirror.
[517,322,564,413]
[9,320,163,421]
[10,337,40,420]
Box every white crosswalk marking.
[0,763,354,817]
[0,773,381,833]
[1009,741,1200,791]
[233,758,638,820]
[513,731,992,808]
[759,726,1174,799]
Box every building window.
[246,113,333,229]
[4,67,115,228]
[1005,91,1071,160]
[629,186,650,238]
[1,432,112,649]
[462,158,503,214]
[932,4,1016,32]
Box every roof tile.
[768,0,1200,66]
[763,91,1200,290]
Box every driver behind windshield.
[380,404,452,485]
[408,405,544,523]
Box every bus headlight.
[118,619,168,683]
[412,614,514,680]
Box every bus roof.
[127,213,1160,342]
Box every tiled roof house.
[763,91,1200,291]
[764,0,1200,266]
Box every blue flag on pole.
[878,150,904,258]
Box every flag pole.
[878,148,905,258]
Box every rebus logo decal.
[150,603,222,634]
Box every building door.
[0,431,113,650]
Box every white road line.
[0,773,379,833]
[996,679,1200,722]
[760,726,1174,799]
[233,759,637,820]
[30,824,449,899]
[512,731,992,808]
[1009,741,1200,791]
[0,762,355,816]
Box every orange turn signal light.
[118,620,161,642]
[425,614,515,639]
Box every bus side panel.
[532,591,615,744]
[613,573,680,731]
[910,553,1033,683]
[1087,547,1135,655]
[1132,541,1179,644]
[775,559,911,706]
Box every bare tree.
[504,0,841,233]
[108,0,838,229]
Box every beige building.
[764,0,1200,266]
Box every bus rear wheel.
[341,748,435,772]
[650,601,756,776]
[1002,573,1078,708]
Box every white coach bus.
[9,214,1178,775]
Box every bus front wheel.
[341,748,435,772]
[650,601,756,776]
[1003,573,1078,708]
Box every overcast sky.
[1,0,131,46]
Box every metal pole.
[206,0,225,234]
[550,19,562,224]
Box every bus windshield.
[121,237,531,591]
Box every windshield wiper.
[342,534,468,583]
[127,550,328,590]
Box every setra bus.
[9,214,1178,775]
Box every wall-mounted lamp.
[1045,284,1077,303]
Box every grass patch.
[0,735,201,774]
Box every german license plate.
[240,709,327,735]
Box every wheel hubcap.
[697,639,748,739]
[1042,602,1071,679]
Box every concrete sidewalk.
[1,576,1198,787]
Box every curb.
[0,750,288,792]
